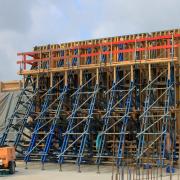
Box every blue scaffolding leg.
[161,79,174,165]
[136,82,153,163]
[95,82,116,166]
[14,89,39,149]
[24,77,65,165]
[116,81,134,168]
[41,86,67,167]
[58,87,81,166]
[24,87,53,164]
[58,75,97,170]
[0,76,36,147]
[95,72,130,168]
[76,84,99,170]
[24,77,63,165]
[135,70,169,166]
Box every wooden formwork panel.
[0,80,22,92]
[16,28,180,77]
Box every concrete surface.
[0,161,179,180]
[1,161,112,180]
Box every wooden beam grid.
[16,30,180,75]
[0,80,22,92]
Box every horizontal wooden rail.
[17,33,180,56]
[17,44,180,65]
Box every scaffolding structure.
[0,29,180,177]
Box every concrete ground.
[1,161,112,180]
[1,161,179,180]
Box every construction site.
[0,28,180,180]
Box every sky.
[0,0,179,81]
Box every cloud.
[91,0,180,37]
[0,0,179,81]
[0,0,33,33]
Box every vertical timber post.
[114,66,116,83]
[131,65,134,81]
[50,72,53,87]
[23,75,25,89]
[65,71,68,86]
[168,62,170,80]
[36,74,39,89]
[148,64,152,82]
[96,68,99,84]
[80,69,83,86]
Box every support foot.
[78,165,81,173]
[97,165,100,174]
[41,163,45,170]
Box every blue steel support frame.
[58,88,81,165]
[95,82,116,166]
[41,85,68,165]
[161,63,175,165]
[116,81,134,167]
[76,83,99,167]
[0,75,36,147]
[24,87,52,163]
[136,82,153,162]
[14,89,38,148]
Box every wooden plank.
[18,58,178,75]
[0,80,22,92]
[148,64,151,81]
